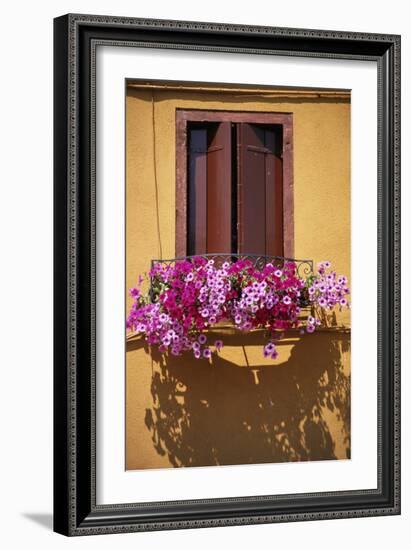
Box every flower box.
[127,254,350,360]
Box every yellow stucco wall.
[125,84,351,470]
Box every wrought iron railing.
[149,253,313,303]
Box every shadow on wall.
[129,331,350,468]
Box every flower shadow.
[140,330,350,468]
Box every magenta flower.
[263,341,278,359]
[127,258,349,360]
[264,342,275,354]
[129,287,140,298]
[214,340,223,352]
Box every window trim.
[175,109,294,258]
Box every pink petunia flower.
[214,340,223,352]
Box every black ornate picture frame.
[53,14,401,536]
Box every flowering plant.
[127,258,350,360]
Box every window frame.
[175,109,294,258]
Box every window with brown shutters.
[176,110,294,259]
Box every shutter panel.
[264,128,284,257]
[237,123,283,256]
[206,122,232,253]
[187,122,232,255]
[188,127,207,255]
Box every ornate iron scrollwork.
[149,254,313,303]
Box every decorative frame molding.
[54,13,401,536]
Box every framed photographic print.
[53,14,401,536]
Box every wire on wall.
[151,91,163,259]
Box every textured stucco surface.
[125,84,351,470]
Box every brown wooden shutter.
[187,122,232,255]
[188,127,207,255]
[237,123,283,256]
[206,122,232,253]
